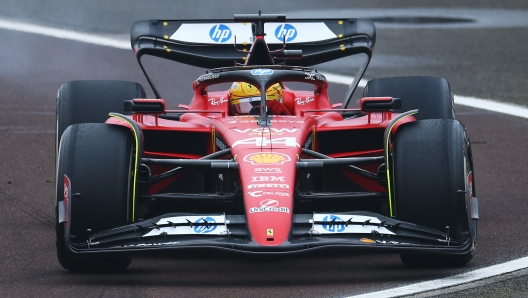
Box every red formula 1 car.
[55,13,478,271]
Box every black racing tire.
[56,123,134,272]
[392,119,477,267]
[56,80,146,151]
[363,76,454,120]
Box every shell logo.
[243,152,291,165]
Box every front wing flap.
[66,211,472,256]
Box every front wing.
[64,211,474,256]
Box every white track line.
[321,72,528,119]
[321,72,368,88]
[453,95,528,118]
[3,17,528,296]
[347,256,528,298]
[0,18,129,49]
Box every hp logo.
[193,217,217,234]
[322,215,346,233]
[209,24,232,43]
[251,69,274,75]
[275,24,297,42]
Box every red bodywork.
[107,89,413,246]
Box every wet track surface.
[1,1,528,297]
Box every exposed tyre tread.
[364,76,454,120]
[56,80,145,151]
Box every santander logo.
[260,199,279,207]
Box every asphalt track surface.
[1,1,528,297]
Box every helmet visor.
[230,96,261,115]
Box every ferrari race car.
[55,13,479,271]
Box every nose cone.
[216,115,317,245]
[238,150,296,246]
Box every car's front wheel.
[56,123,134,272]
[392,119,477,267]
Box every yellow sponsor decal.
[267,229,274,236]
[243,152,291,165]
[361,238,375,244]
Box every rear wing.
[131,18,375,68]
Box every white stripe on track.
[346,256,528,298]
[320,72,368,88]
[453,95,528,118]
[2,17,528,297]
[321,71,528,119]
[0,18,129,49]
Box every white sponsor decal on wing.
[264,22,337,44]
[170,22,335,45]
[123,241,179,247]
[312,214,382,224]
[311,214,395,235]
[311,224,395,235]
[169,23,252,44]
[142,215,227,237]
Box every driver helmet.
[229,82,283,115]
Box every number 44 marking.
[232,137,300,148]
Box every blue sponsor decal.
[251,68,274,75]
[275,24,297,42]
[322,215,346,233]
[194,217,217,234]
[209,24,232,43]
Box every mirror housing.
[360,97,401,111]
[124,99,165,113]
